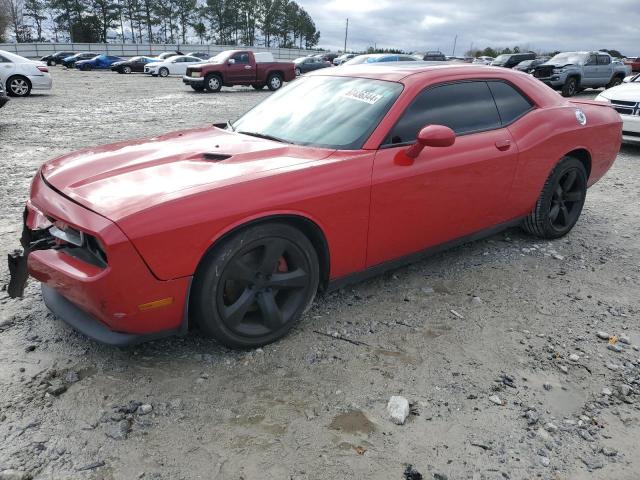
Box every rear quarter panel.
[506,102,621,217]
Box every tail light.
[37,66,49,73]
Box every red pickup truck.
[183,50,295,93]
[624,57,640,72]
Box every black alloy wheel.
[192,223,319,348]
[522,156,587,239]
[547,169,584,232]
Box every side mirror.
[405,125,456,159]
[228,58,236,65]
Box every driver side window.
[232,53,250,64]
[385,81,501,145]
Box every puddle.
[523,370,588,417]
[329,410,376,435]
[373,349,417,365]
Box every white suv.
[0,49,53,97]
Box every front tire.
[190,84,205,92]
[267,73,283,91]
[561,77,578,97]
[6,76,31,97]
[158,67,169,77]
[204,74,222,92]
[606,76,623,89]
[251,84,264,90]
[123,66,132,74]
[522,157,587,239]
[295,67,301,76]
[191,223,319,349]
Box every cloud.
[300,0,640,55]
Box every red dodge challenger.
[9,64,622,348]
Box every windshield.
[493,55,509,62]
[343,56,370,65]
[207,52,229,63]
[231,76,403,150]
[548,53,589,65]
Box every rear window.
[487,81,534,124]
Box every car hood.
[41,126,335,221]
[538,62,576,69]
[599,82,640,101]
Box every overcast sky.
[300,0,640,55]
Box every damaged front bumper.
[7,202,56,298]
[8,175,191,345]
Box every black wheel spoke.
[562,171,577,191]
[259,240,286,273]
[564,191,582,203]
[224,288,256,327]
[549,204,560,222]
[554,185,563,199]
[226,259,255,284]
[558,205,570,226]
[257,290,283,330]
[268,269,308,289]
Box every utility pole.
[452,34,457,56]
[344,18,349,52]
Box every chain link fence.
[0,43,324,60]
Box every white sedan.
[0,49,52,97]
[596,75,640,145]
[144,56,202,77]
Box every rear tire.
[561,77,578,97]
[267,73,283,91]
[6,76,31,97]
[204,74,222,92]
[522,157,587,239]
[191,223,319,349]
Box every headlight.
[191,71,201,78]
[552,68,566,74]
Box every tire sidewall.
[159,67,169,77]
[191,223,319,348]
[205,74,222,92]
[267,74,283,91]
[538,158,587,238]
[7,76,31,97]
[562,78,577,97]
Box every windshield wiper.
[237,131,289,144]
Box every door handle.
[495,139,511,151]
[244,65,252,69]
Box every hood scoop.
[202,152,232,162]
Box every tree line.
[0,0,320,48]
[466,45,626,59]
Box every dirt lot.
[0,69,639,480]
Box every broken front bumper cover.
[41,284,187,346]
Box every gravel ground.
[0,69,639,480]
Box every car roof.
[307,63,508,82]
